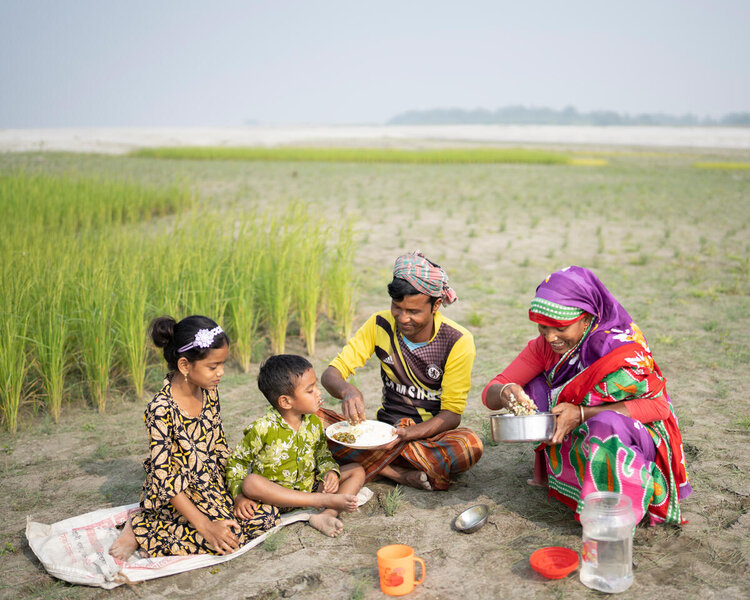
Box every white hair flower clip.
[177,326,223,353]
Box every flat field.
[1,145,749,600]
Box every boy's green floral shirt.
[226,407,340,497]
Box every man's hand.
[342,389,366,424]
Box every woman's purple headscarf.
[533,266,638,374]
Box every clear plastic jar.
[579,491,636,593]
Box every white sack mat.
[26,487,373,589]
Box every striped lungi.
[317,407,483,491]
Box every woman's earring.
[184,372,188,384]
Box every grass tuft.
[383,486,404,517]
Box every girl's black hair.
[387,277,438,307]
[150,315,230,372]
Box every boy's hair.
[258,354,313,409]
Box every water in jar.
[580,532,633,593]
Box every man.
[319,251,483,490]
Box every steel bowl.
[453,504,490,534]
[489,412,556,443]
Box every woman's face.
[538,317,592,354]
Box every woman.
[483,266,691,525]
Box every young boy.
[226,355,365,537]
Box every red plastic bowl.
[529,547,579,579]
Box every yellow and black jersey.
[329,310,475,425]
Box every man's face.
[391,294,441,343]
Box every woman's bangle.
[579,405,585,424]
[499,383,513,399]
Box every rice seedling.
[226,222,262,371]
[179,217,232,325]
[383,485,404,517]
[325,223,358,341]
[349,575,374,600]
[30,260,70,422]
[76,254,117,412]
[293,223,327,356]
[114,242,151,400]
[256,215,295,354]
[0,267,31,434]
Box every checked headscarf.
[393,251,458,305]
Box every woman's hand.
[342,389,366,424]
[233,493,258,520]
[199,519,241,555]
[322,470,340,493]
[485,382,524,411]
[550,403,583,445]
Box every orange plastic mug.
[377,544,426,596]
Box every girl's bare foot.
[322,493,359,513]
[109,519,139,561]
[308,513,344,537]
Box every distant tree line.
[387,105,750,126]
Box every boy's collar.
[266,406,310,428]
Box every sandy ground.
[1,147,749,599]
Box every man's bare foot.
[380,465,433,490]
[109,519,139,561]
[309,513,344,537]
[402,470,432,490]
[321,493,359,513]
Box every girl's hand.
[199,519,241,555]
[550,403,582,445]
[322,470,340,493]
[233,493,258,520]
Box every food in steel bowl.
[489,412,556,443]
[507,389,538,415]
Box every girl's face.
[185,344,229,390]
[537,317,592,354]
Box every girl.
[109,315,280,560]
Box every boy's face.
[287,368,323,415]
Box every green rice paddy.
[131,146,570,165]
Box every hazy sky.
[2,1,749,127]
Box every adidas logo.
[383,356,394,365]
